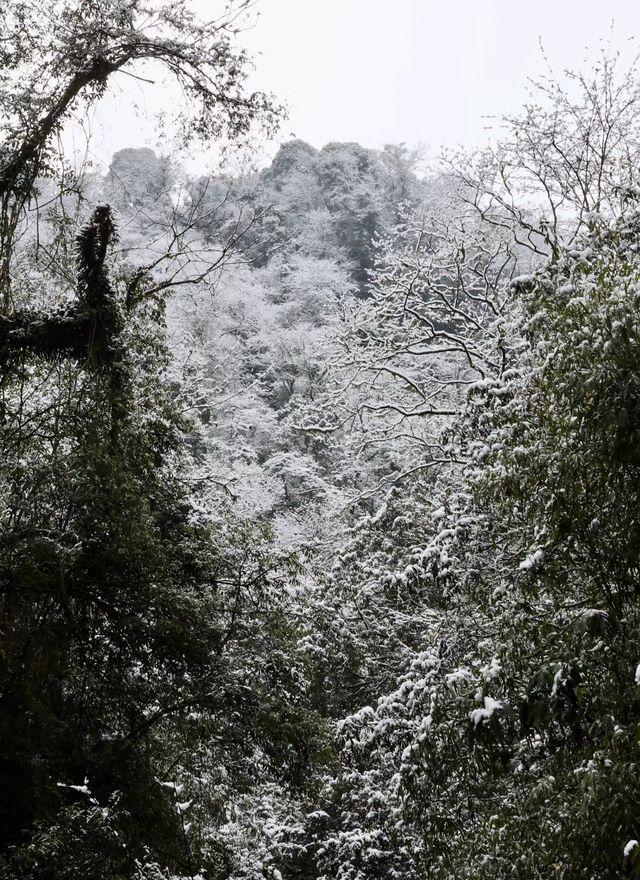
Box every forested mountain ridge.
[99,139,432,554]
[3,2,640,877]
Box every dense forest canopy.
[2,2,640,878]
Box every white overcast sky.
[78,0,640,171]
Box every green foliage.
[0,190,328,880]
[327,207,640,879]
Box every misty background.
[66,0,640,173]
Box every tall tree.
[0,4,334,878]
[0,0,280,309]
